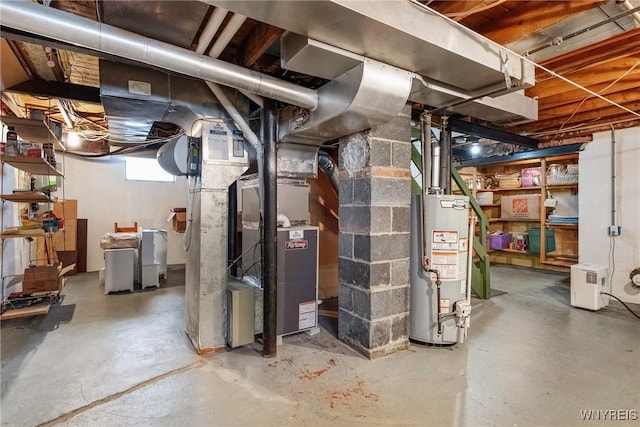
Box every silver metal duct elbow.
[317,151,339,191]
[278,59,413,144]
[0,0,318,110]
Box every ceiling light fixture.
[470,142,481,155]
[65,131,81,149]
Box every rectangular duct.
[206,0,535,92]
[281,34,538,125]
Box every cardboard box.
[22,264,63,294]
[52,199,78,221]
[56,250,78,276]
[501,195,541,219]
[169,208,187,233]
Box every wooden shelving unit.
[460,153,579,270]
[1,192,56,203]
[0,156,63,177]
[1,152,64,314]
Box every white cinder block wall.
[61,155,188,272]
[579,127,640,304]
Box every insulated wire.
[600,292,640,319]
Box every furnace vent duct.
[0,1,318,110]
[279,59,413,144]
[277,143,318,178]
[279,33,538,128]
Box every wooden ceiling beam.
[534,118,640,141]
[537,73,640,110]
[427,1,487,16]
[241,23,284,68]
[527,56,640,98]
[537,90,640,120]
[476,1,607,45]
[535,45,640,84]
[509,105,640,134]
[538,28,640,73]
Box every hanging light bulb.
[470,141,481,155]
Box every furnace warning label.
[432,230,459,251]
[430,251,459,280]
[299,301,316,330]
[207,123,229,161]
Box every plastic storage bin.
[475,192,494,205]
[528,228,555,254]
[488,232,512,250]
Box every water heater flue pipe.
[420,112,432,192]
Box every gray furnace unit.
[242,225,319,336]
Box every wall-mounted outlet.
[608,225,621,236]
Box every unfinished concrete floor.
[2,264,639,426]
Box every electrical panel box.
[570,264,610,311]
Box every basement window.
[125,157,176,182]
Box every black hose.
[600,292,640,320]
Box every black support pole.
[262,99,278,358]
[228,181,238,278]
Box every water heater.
[410,194,471,345]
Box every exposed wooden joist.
[536,29,640,80]
[241,23,284,68]
[537,89,640,120]
[534,118,640,141]
[511,105,640,135]
[527,56,640,98]
[475,1,607,46]
[538,72,640,110]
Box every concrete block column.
[338,104,412,359]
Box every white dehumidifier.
[570,264,610,310]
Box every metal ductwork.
[100,60,237,143]
[280,33,538,125]
[0,0,318,110]
[206,0,538,123]
[279,58,413,144]
[1,0,538,150]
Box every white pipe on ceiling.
[208,13,247,59]
[195,6,228,54]
[0,0,318,110]
[201,9,263,107]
